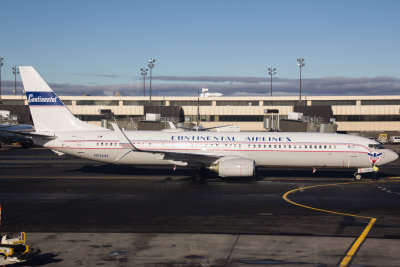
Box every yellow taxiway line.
[282,181,377,267]
[386,176,400,180]
[339,217,376,267]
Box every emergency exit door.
[76,136,85,157]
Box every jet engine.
[209,157,255,177]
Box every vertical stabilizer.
[20,66,103,132]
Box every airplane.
[199,92,223,97]
[199,88,223,97]
[0,124,34,148]
[19,66,398,181]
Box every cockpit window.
[369,144,385,149]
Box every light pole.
[297,57,305,103]
[140,67,148,96]
[0,57,4,103]
[267,67,276,96]
[148,58,156,105]
[12,66,19,96]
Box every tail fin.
[20,66,103,132]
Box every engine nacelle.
[209,158,255,177]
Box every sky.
[1,0,400,97]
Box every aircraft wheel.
[192,171,202,182]
[21,140,32,149]
[192,168,207,183]
[354,172,362,180]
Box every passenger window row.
[93,142,337,150]
[96,142,118,147]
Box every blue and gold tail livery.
[19,66,103,133]
[26,92,64,106]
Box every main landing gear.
[192,166,209,183]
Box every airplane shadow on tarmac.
[65,164,195,177]
[63,163,394,182]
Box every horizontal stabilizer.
[0,129,56,139]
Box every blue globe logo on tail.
[26,92,64,106]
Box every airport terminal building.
[1,94,400,135]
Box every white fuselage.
[34,130,398,169]
[18,66,399,177]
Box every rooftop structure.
[1,94,400,134]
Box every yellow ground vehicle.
[377,133,388,144]
[0,232,30,265]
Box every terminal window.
[76,100,119,106]
[170,101,212,106]
[123,100,152,106]
[263,101,298,106]
[335,115,400,121]
[219,115,264,122]
[216,101,259,106]
[311,100,356,106]
[61,100,72,105]
[361,100,400,105]
[1,100,25,105]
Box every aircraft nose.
[386,149,399,164]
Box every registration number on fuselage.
[94,153,109,158]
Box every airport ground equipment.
[354,167,374,180]
[0,123,34,148]
[389,136,400,144]
[377,133,388,144]
[0,232,30,265]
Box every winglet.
[168,121,176,129]
[111,122,139,151]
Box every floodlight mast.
[297,57,305,103]
[0,57,4,103]
[197,91,200,128]
[12,66,19,96]
[267,67,276,96]
[140,67,148,96]
[148,58,156,105]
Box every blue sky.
[1,0,400,96]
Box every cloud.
[69,72,123,78]
[151,75,400,96]
[1,76,400,97]
[153,76,266,84]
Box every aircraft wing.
[145,149,222,166]
[176,125,233,131]
[111,122,222,166]
[0,129,56,139]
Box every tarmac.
[0,146,400,266]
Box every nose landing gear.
[354,172,362,180]
[354,166,379,181]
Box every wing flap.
[111,122,222,166]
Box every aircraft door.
[349,143,358,158]
[76,136,85,157]
[347,143,359,167]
